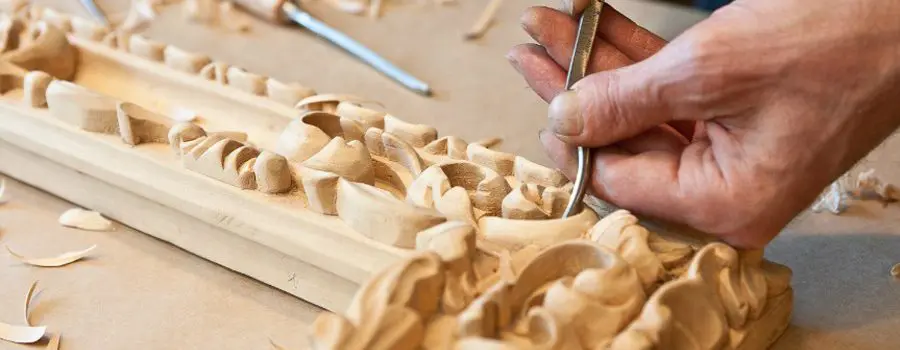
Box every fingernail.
[520,8,539,38]
[506,52,522,74]
[548,90,583,136]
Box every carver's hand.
[507,1,900,248]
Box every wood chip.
[58,208,113,231]
[0,322,45,344]
[46,333,60,350]
[24,281,38,325]
[0,283,47,344]
[464,0,503,40]
[892,263,900,278]
[7,244,98,267]
[0,178,7,205]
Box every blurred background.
[662,0,731,11]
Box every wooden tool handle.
[232,0,289,23]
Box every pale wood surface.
[1,0,898,349]
[0,176,320,349]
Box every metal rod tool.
[234,0,432,96]
[79,0,110,26]
[561,0,604,218]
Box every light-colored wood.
[128,34,165,61]
[22,70,50,107]
[232,0,287,23]
[0,139,357,311]
[163,45,211,73]
[45,80,119,134]
[312,225,793,350]
[0,8,793,348]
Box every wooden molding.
[0,6,792,349]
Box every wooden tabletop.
[2,0,898,348]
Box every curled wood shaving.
[0,283,46,344]
[46,333,60,350]
[892,263,900,278]
[7,244,98,267]
[0,322,45,344]
[0,178,6,205]
[464,0,503,40]
[58,208,113,231]
[24,281,38,325]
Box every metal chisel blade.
[79,0,110,26]
[562,0,604,218]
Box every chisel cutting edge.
[561,0,604,218]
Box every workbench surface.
[2,0,899,348]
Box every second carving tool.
[79,0,110,26]
[561,0,604,218]
[233,0,432,96]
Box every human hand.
[507,0,900,248]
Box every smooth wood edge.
[0,100,405,285]
[0,138,356,312]
[70,35,300,121]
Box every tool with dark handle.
[232,0,432,96]
[561,0,604,218]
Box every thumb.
[547,63,673,147]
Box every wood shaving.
[0,283,47,344]
[0,178,6,205]
[58,208,114,231]
[7,244,98,267]
[811,175,850,214]
[892,263,900,278]
[46,333,60,350]
[847,169,899,206]
[24,281,38,325]
[464,0,503,40]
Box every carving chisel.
[233,0,432,96]
[79,0,110,26]
[561,0,604,218]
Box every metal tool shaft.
[79,0,109,26]
[562,0,604,218]
[281,2,432,96]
